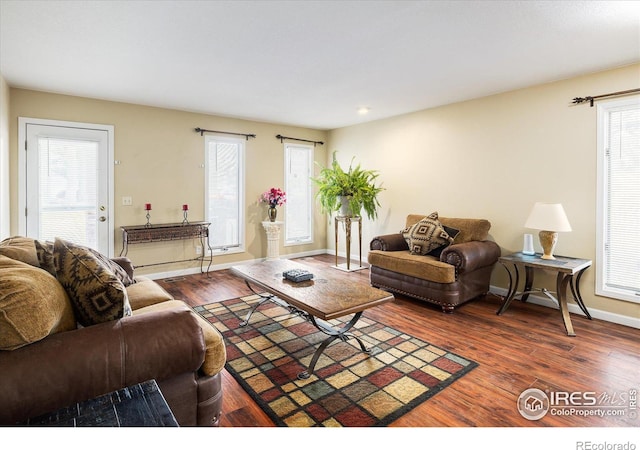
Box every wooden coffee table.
[231,259,394,379]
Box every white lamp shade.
[524,203,572,232]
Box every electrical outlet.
[195,245,202,255]
[122,196,132,206]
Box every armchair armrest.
[370,233,409,251]
[0,305,205,425]
[440,240,501,274]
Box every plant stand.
[262,221,283,261]
[333,216,367,272]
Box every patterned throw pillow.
[87,247,136,287]
[427,225,460,258]
[34,240,135,286]
[53,238,132,327]
[401,212,455,256]
[35,239,56,276]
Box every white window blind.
[284,143,313,245]
[38,137,98,246]
[205,136,244,253]
[596,97,640,303]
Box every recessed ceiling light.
[357,107,370,115]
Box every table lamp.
[524,202,572,260]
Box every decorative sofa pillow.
[54,238,132,327]
[87,248,136,287]
[428,225,460,258]
[35,239,135,286]
[401,212,455,256]
[0,236,40,268]
[35,239,56,276]
[0,255,76,350]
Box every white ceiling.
[1,0,639,130]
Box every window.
[284,143,313,245]
[205,136,244,254]
[596,96,640,303]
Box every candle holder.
[182,204,189,225]
[145,203,152,228]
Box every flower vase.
[268,207,277,222]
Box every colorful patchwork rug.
[194,294,478,427]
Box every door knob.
[99,216,106,222]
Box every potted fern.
[312,151,384,220]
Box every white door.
[20,118,113,255]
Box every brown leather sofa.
[0,237,226,426]
[368,214,501,312]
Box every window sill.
[285,239,313,247]
[596,286,640,304]
[210,247,244,257]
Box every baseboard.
[490,285,640,330]
[334,249,370,264]
[142,257,638,330]
[143,248,330,280]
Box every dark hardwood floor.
[157,254,640,428]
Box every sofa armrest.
[0,306,206,425]
[111,256,135,280]
[440,240,501,274]
[370,233,409,251]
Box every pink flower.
[259,187,287,208]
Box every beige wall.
[0,74,9,240]
[328,64,640,324]
[7,64,639,324]
[8,89,328,273]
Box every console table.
[333,215,366,272]
[120,221,213,273]
[497,252,592,336]
[23,380,178,427]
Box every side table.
[262,221,283,261]
[334,215,366,272]
[497,252,592,336]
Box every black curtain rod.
[195,127,256,140]
[572,88,640,107]
[276,134,324,146]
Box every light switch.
[122,196,132,206]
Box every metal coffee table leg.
[239,280,277,326]
[240,280,311,326]
[298,312,369,380]
[238,279,376,380]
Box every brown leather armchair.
[368,215,501,312]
